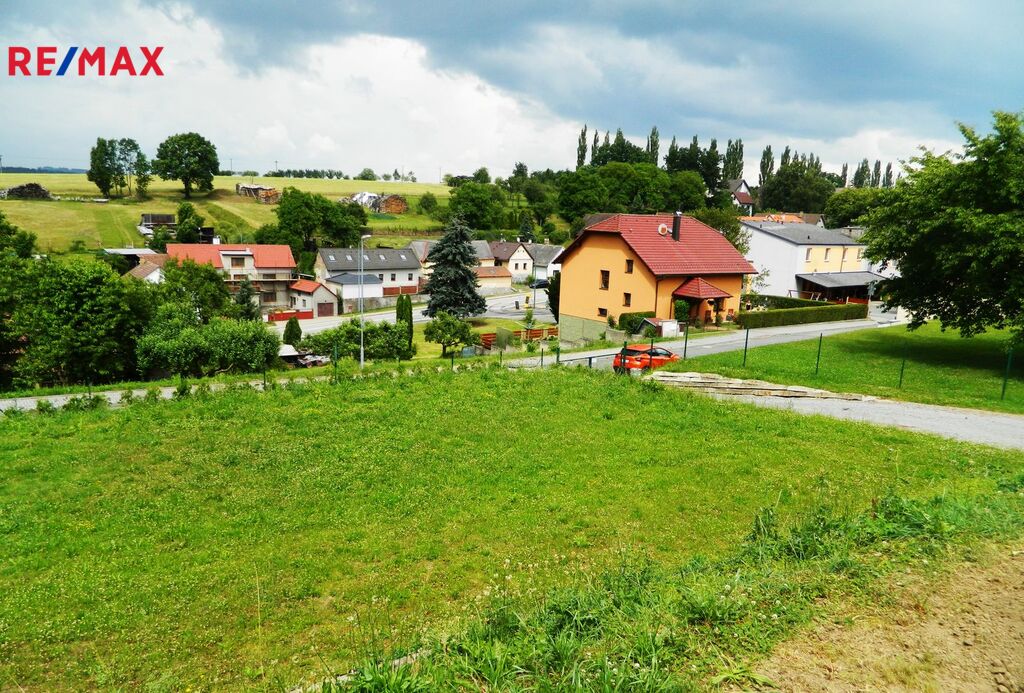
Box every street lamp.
[359,233,372,369]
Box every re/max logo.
[6,47,164,76]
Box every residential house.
[743,221,887,301]
[408,239,494,278]
[523,243,563,281]
[125,253,169,284]
[165,244,296,310]
[289,279,338,317]
[104,247,158,270]
[490,241,533,282]
[740,212,824,227]
[323,273,385,313]
[475,265,513,293]
[726,179,755,215]
[557,213,757,340]
[315,247,421,296]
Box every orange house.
[557,213,757,340]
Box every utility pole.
[0,154,4,176]
[274,160,278,176]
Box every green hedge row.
[741,294,825,309]
[617,311,655,334]
[736,302,868,329]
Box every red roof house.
[556,213,756,339]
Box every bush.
[282,316,302,346]
[617,311,655,335]
[735,302,868,329]
[300,320,414,361]
[742,294,826,310]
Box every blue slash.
[56,47,78,76]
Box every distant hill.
[1,166,86,174]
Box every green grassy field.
[0,174,449,252]
[668,322,1023,415]
[1,368,1022,689]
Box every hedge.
[735,302,868,329]
[742,294,825,309]
[617,311,655,335]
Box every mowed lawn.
[0,174,450,251]
[1,368,1021,689]
[668,322,1023,414]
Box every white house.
[490,241,533,282]
[522,243,563,281]
[289,279,338,317]
[744,221,888,301]
[408,239,494,277]
[726,179,755,215]
[315,247,421,295]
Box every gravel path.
[712,392,1024,450]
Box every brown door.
[317,302,335,317]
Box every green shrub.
[742,294,828,309]
[282,316,302,346]
[617,311,655,335]
[34,399,55,415]
[736,303,868,329]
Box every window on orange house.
[600,270,610,289]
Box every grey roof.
[407,239,493,263]
[523,243,563,266]
[726,178,746,192]
[325,272,383,285]
[319,247,420,272]
[105,247,156,255]
[796,271,887,288]
[743,222,864,246]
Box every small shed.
[289,279,338,317]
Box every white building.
[490,241,533,282]
[744,222,888,301]
[315,247,421,296]
[522,243,563,281]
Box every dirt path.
[756,546,1024,691]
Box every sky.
[1,0,1021,182]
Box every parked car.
[529,278,549,289]
[612,345,679,373]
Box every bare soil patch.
[757,546,1024,691]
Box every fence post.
[540,346,544,368]
[263,365,267,389]
[499,350,502,367]
[588,356,593,369]
[898,342,907,389]
[333,342,338,384]
[683,321,689,360]
[451,352,455,371]
[742,327,750,367]
[1002,346,1015,400]
[814,333,823,375]
[555,345,560,364]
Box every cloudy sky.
[2,0,1020,181]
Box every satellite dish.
[657,224,670,236]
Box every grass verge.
[665,322,1023,415]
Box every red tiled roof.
[565,213,756,276]
[476,265,512,278]
[733,190,755,205]
[165,244,296,269]
[290,279,325,293]
[672,277,732,300]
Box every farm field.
[1,368,1022,689]
[0,173,449,252]
[667,322,1024,415]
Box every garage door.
[316,302,335,317]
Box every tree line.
[88,132,219,199]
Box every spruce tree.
[423,215,486,318]
[233,277,261,320]
[283,316,302,345]
[519,213,535,242]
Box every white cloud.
[1,1,580,180]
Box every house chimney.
[672,211,682,242]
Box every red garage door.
[317,302,335,317]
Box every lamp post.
[359,233,372,369]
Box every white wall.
[746,229,801,296]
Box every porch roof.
[796,271,887,289]
[672,277,732,300]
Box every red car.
[613,345,680,373]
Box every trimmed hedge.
[736,302,868,329]
[617,311,655,335]
[742,294,825,309]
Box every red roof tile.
[290,279,325,293]
[165,244,296,269]
[672,277,733,299]
[565,214,756,276]
[732,190,754,205]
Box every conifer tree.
[423,216,486,318]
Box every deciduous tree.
[152,132,219,199]
[423,311,480,357]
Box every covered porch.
[795,271,888,302]
[672,277,734,323]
